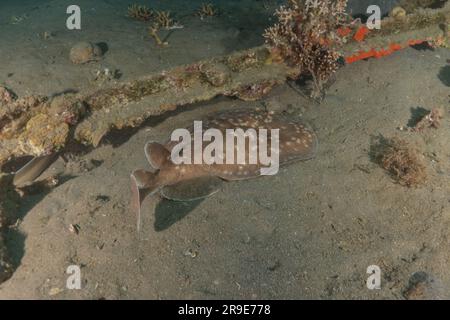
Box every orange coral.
[345,39,426,64]
[353,26,369,42]
[339,21,429,64]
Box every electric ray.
[131,108,318,231]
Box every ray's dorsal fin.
[131,169,155,188]
[144,141,170,170]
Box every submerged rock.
[69,41,103,64]
[0,87,16,105]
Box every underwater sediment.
[0,0,449,288]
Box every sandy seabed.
[0,0,450,299]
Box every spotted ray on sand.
[131,109,318,231]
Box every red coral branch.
[353,26,369,42]
[345,39,426,64]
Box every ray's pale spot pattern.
[165,109,317,178]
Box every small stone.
[70,41,103,64]
[267,260,281,271]
[403,272,445,300]
[49,287,63,296]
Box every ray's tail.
[130,169,161,232]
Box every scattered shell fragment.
[48,287,63,296]
[184,249,198,258]
[69,224,80,234]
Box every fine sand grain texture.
[0,0,450,299]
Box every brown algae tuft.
[372,136,427,187]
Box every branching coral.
[148,24,168,47]
[263,0,349,98]
[197,3,219,19]
[154,10,176,29]
[127,4,153,22]
[148,11,183,46]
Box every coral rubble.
[92,67,121,84]
[0,93,85,166]
[411,107,444,131]
[228,80,279,101]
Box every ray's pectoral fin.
[161,176,223,201]
[13,153,58,187]
[145,141,171,171]
[130,169,160,232]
